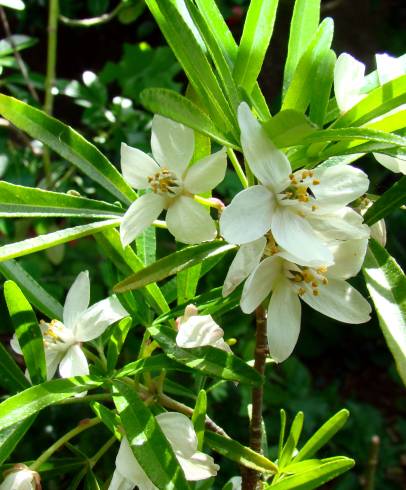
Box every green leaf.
[0,218,120,262]
[115,354,190,378]
[266,456,354,489]
[205,431,278,474]
[283,0,320,95]
[185,0,239,111]
[294,409,349,462]
[278,409,287,461]
[4,281,46,384]
[114,241,236,293]
[0,35,36,56]
[0,416,36,465]
[193,0,270,119]
[333,74,406,129]
[233,0,279,93]
[90,402,121,440]
[0,259,63,319]
[262,110,316,148]
[279,412,304,469]
[0,341,30,393]
[140,88,236,147]
[0,94,135,205]
[0,376,103,431]
[0,181,124,218]
[148,324,262,386]
[282,18,334,113]
[136,225,156,266]
[192,390,207,451]
[364,176,406,226]
[106,317,132,372]
[363,239,406,386]
[112,380,190,490]
[177,263,201,305]
[144,0,235,132]
[309,49,336,126]
[95,228,169,314]
[85,471,101,490]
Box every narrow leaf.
[283,0,320,95]
[106,317,132,372]
[0,376,103,431]
[4,281,46,384]
[0,416,36,465]
[363,239,406,386]
[205,431,277,474]
[0,259,63,319]
[192,390,207,451]
[115,354,190,379]
[279,412,304,469]
[0,181,124,218]
[262,110,316,148]
[114,241,236,293]
[295,409,349,462]
[0,218,120,262]
[309,49,336,126]
[0,94,135,204]
[148,324,262,386]
[234,0,279,93]
[364,176,406,226]
[112,380,190,490]
[140,88,236,147]
[90,402,122,441]
[265,456,354,489]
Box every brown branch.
[0,7,39,102]
[363,435,380,490]
[242,305,268,490]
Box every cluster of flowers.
[2,52,404,489]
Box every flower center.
[40,319,74,349]
[286,264,328,297]
[280,170,320,211]
[148,168,182,197]
[264,232,279,256]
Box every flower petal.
[120,142,160,190]
[151,115,194,177]
[63,270,90,330]
[301,278,371,323]
[375,53,405,84]
[59,345,89,378]
[74,296,128,342]
[176,452,219,481]
[120,193,165,247]
[166,196,217,244]
[156,412,198,457]
[108,468,137,490]
[267,278,301,363]
[0,469,36,490]
[10,333,22,355]
[114,437,156,490]
[271,207,333,266]
[220,185,275,245]
[183,148,227,194]
[45,349,64,380]
[222,237,266,296]
[311,165,369,209]
[308,207,370,241]
[334,53,366,113]
[373,153,406,175]
[238,102,291,191]
[328,238,368,280]
[176,314,224,348]
[240,255,283,314]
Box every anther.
[312,179,320,185]
[312,289,319,296]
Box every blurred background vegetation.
[0,1,405,488]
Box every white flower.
[334,52,406,174]
[227,237,371,363]
[109,412,219,490]
[219,103,369,265]
[11,271,128,379]
[176,304,231,352]
[0,466,39,490]
[120,115,227,246]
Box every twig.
[363,435,380,490]
[242,305,268,490]
[59,2,127,28]
[43,0,59,188]
[0,7,39,102]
